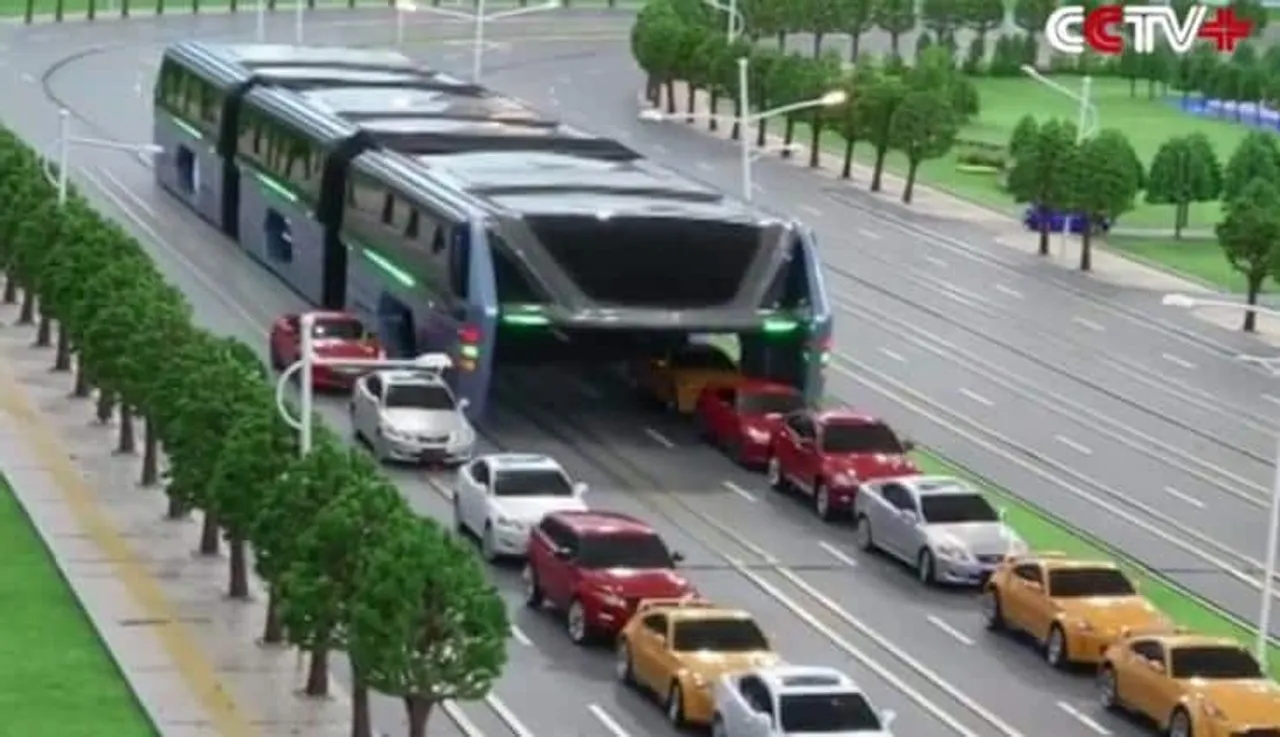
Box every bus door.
[417,224,495,416]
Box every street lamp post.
[255,0,266,42]
[402,0,561,83]
[45,109,163,207]
[1020,65,1098,253]
[701,0,744,42]
[1162,293,1280,668]
[395,0,416,46]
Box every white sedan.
[712,665,896,737]
[452,454,588,561]
[349,368,475,465]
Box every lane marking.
[100,169,158,218]
[442,701,484,736]
[1263,393,1280,408]
[799,204,823,217]
[485,694,535,737]
[994,284,1023,299]
[643,427,675,448]
[858,228,881,240]
[587,704,631,737]
[1163,485,1206,509]
[1053,434,1093,455]
[510,624,532,646]
[723,480,757,502]
[1056,701,1110,735]
[20,72,34,84]
[923,255,947,267]
[695,161,713,172]
[926,615,974,646]
[878,347,905,362]
[1071,316,1105,331]
[1161,352,1196,370]
[818,541,858,567]
[752,183,765,194]
[959,388,994,407]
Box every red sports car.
[268,311,381,390]
[694,379,804,465]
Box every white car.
[350,368,475,465]
[452,453,589,560]
[712,665,896,737]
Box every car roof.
[663,604,756,623]
[372,369,449,385]
[812,409,884,425]
[480,453,562,471]
[757,666,857,693]
[1142,633,1248,650]
[550,510,654,536]
[1038,557,1122,572]
[893,475,976,496]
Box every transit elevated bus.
[152,43,832,417]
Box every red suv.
[768,410,919,521]
[524,510,695,646]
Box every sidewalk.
[0,293,353,737]
[658,82,1280,344]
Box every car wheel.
[917,548,936,586]
[481,525,498,563]
[982,589,1005,630]
[566,599,591,646]
[1045,624,1069,669]
[814,483,835,522]
[523,565,543,609]
[1098,665,1120,711]
[854,515,875,552]
[1168,706,1192,737]
[665,681,686,726]
[711,714,728,737]
[767,456,787,491]
[615,640,634,685]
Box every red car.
[694,379,804,465]
[767,410,919,521]
[268,311,382,390]
[524,510,695,646]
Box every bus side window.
[449,227,470,299]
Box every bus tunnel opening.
[265,210,293,263]
[175,146,197,196]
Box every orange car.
[984,553,1170,667]
[631,343,739,413]
[1100,631,1280,736]
[615,598,780,727]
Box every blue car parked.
[1023,205,1111,234]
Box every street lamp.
[1162,293,1280,669]
[1020,65,1098,142]
[639,57,846,202]
[42,109,163,206]
[701,0,745,42]
[404,0,562,82]
[273,311,455,454]
[394,0,417,46]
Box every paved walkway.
[659,82,1280,344]
[0,293,354,737]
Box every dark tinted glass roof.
[220,44,418,69]
[252,67,444,85]
[420,151,718,199]
[302,87,537,120]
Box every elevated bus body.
[152,43,831,418]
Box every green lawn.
[0,477,156,736]
[1104,234,1277,293]
[911,450,1280,680]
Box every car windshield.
[919,493,998,523]
[1048,568,1135,598]
[821,422,903,454]
[738,390,802,415]
[493,469,573,497]
[313,318,365,340]
[670,617,768,652]
[779,692,882,733]
[384,383,455,410]
[1170,646,1263,679]
[577,532,673,569]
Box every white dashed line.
[878,347,906,362]
[587,704,632,737]
[799,204,823,217]
[818,541,858,567]
[510,624,532,646]
[1057,701,1111,735]
[696,161,713,171]
[485,694,536,737]
[20,72,34,84]
[1054,435,1093,455]
[1163,486,1206,509]
[1071,316,1105,331]
[723,480,757,502]
[858,228,882,240]
[923,255,947,267]
[644,427,675,448]
[1264,393,1280,408]
[994,284,1023,299]
[959,388,994,407]
[926,615,974,646]
[1161,353,1196,370]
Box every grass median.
[0,476,156,736]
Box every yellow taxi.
[983,553,1171,668]
[615,598,781,727]
[631,343,739,413]
[1100,631,1280,737]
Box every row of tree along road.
[0,127,507,737]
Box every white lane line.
[959,388,994,407]
[858,228,882,240]
[878,347,906,362]
[723,480,758,502]
[818,541,858,567]
[926,615,974,646]
[994,284,1023,299]
[1057,701,1111,735]
[587,704,631,737]
[696,161,713,171]
[752,183,765,194]
[1265,393,1280,408]
[644,427,675,448]
[510,624,532,646]
[485,694,536,737]
[442,701,484,736]
[20,72,34,84]
[1071,316,1105,331]
[1163,485,1206,509]
[100,169,158,218]
[923,255,947,267]
[799,204,823,217]
[1162,352,1196,370]
[1054,434,1093,455]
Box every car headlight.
[833,471,859,487]
[448,428,474,448]
[935,542,970,560]
[380,424,410,440]
[591,588,626,608]
[744,427,770,443]
[493,514,522,529]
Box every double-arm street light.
[639,57,846,201]
[43,108,163,207]
[1163,293,1280,668]
[701,0,745,42]
[393,0,562,81]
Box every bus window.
[449,227,470,299]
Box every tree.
[764,52,809,151]
[126,285,194,487]
[1012,0,1055,44]
[80,285,161,453]
[33,198,108,373]
[1217,178,1280,331]
[963,0,1007,43]
[697,34,733,131]
[1223,130,1280,202]
[800,0,842,55]
[871,0,916,56]
[749,47,783,147]
[348,517,509,737]
[1230,0,1268,37]
[835,0,873,61]
[0,147,46,307]
[8,198,61,328]
[673,23,710,119]
[1146,134,1223,238]
[889,89,959,203]
[860,75,908,192]
[921,0,964,51]
[631,1,685,113]
[799,52,844,167]
[277,454,410,698]
[1067,130,1142,271]
[70,258,155,421]
[1007,119,1079,256]
[1008,114,1039,162]
[833,60,877,179]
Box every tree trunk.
[166,494,189,520]
[404,696,435,737]
[848,33,861,61]
[199,513,220,556]
[708,92,719,131]
[664,81,677,114]
[1038,222,1050,256]
[1079,227,1093,271]
[776,31,785,49]
[96,391,114,423]
[870,145,889,192]
[2,275,16,304]
[782,118,796,156]
[73,362,90,397]
[841,138,856,179]
[813,32,823,56]
[228,533,249,599]
[350,670,372,737]
[141,419,159,486]
[34,313,51,347]
[117,405,136,454]
[645,75,659,105]
[262,591,284,644]
[1244,276,1263,332]
[808,118,822,168]
[889,32,901,54]
[305,647,330,697]
[756,117,768,147]
[684,84,696,122]
[18,290,35,325]
[902,158,920,203]
[53,324,71,371]
[1175,202,1188,239]
[730,96,742,140]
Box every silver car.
[852,475,1027,586]
[350,369,476,465]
